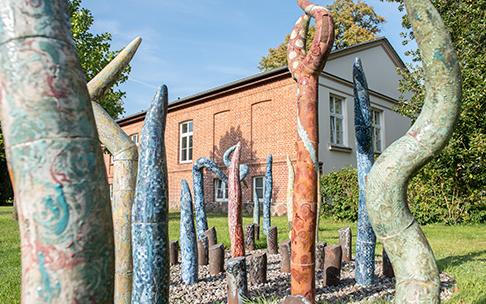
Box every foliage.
[382,0,486,223]
[258,0,385,71]
[69,0,129,119]
[320,167,359,221]
[320,167,485,224]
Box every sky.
[83,0,415,118]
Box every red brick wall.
[104,74,298,215]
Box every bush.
[320,167,358,222]
[319,167,486,224]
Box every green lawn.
[1,206,485,303]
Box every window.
[179,121,193,163]
[329,94,345,146]
[214,179,228,202]
[253,176,265,203]
[371,109,383,153]
[130,133,139,145]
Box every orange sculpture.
[287,0,334,302]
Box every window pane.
[188,146,193,161]
[335,99,342,114]
[189,136,193,149]
[182,123,187,134]
[329,98,334,113]
[188,121,193,132]
[182,136,187,149]
[255,177,263,188]
[336,118,343,145]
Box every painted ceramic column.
[286,155,294,238]
[180,180,198,285]
[0,1,115,302]
[352,57,376,286]
[287,1,334,301]
[263,155,273,235]
[192,157,227,253]
[87,37,142,304]
[365,0,461,302]
[228,143,245,257]
[131,86,170,303]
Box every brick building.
[104,38,411,215]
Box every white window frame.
[214,178,228,202]
[109,184,113,200]
[329,94,346,146]
[371,109,383,153]
[252,176,265,203]
[130,133,139,145]
[179,121,193,163]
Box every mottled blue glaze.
[263,155,273,235]
[223,145,249,181]
[353,58,376,286]
[253,185,260,225]
[192,157,226,245]
[180,179,198,285]
[131,86,170,303]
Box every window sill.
[328,145,352,153]
[179,160,193,165]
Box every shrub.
[319,167,486,224]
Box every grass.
[1,206,485,303]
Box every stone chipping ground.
[169,249,456,304]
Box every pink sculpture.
[227,142,245,257]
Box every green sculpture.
[87,37,142,304]
[365,0,461,302]
[0,1,115,302]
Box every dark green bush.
[320,167,486,224]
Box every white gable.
[324,41,404,100]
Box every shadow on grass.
[437,250,486,270]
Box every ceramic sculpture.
[353,57,376,286]
[263,155,273,235]
[180,180,198,284]
[286,155,294,238]
[365,0,461,301]
[131,86,170,303]
[227,143,245,257]
[287,0,335,301]
[0,1,115,302]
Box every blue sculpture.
[263,155,273,235]
[353,58,376,286]
[132,86,170,303]
[180,179,198,285]
[192,157,227,245]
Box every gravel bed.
[169,249,455,303]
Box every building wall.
[104,75,298,215]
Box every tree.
[69,0,129,119]
[386,0,486,223]
[258,0,385,71]
[1,0,130,204]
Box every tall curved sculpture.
[228,143,245,257]
[263,155,273,235]
[366,0,461,302]
[353,58,376,286]
[192,157,226,246]
[287,0,334,301]
[87,36,142,304]
[0,1,115,302]
[131,86,170,303]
